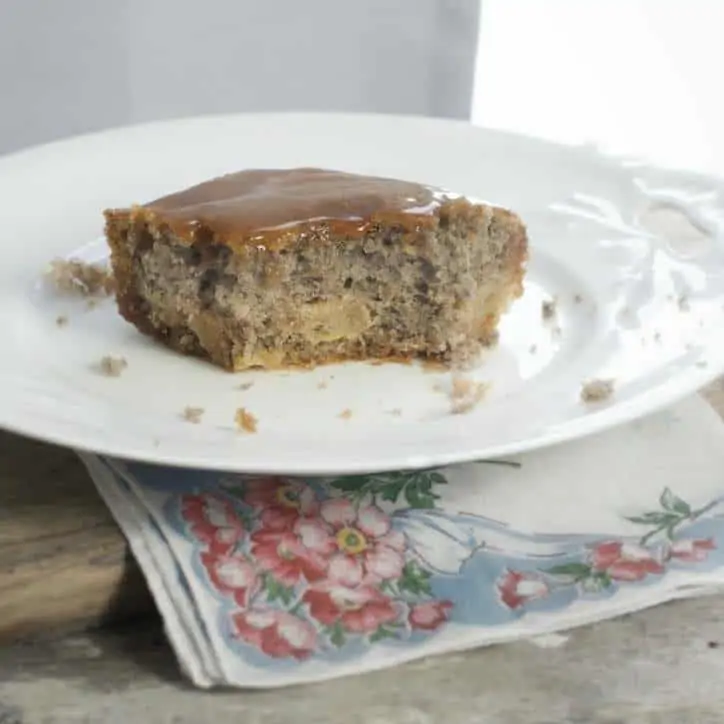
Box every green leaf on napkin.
[398,561,433,596]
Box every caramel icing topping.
[134,168,445,247]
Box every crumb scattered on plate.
[234,407,258,433]
[317,380,329,390]
[236,381,254,391]
[47,259,114,297]
[55,315,68,327]
[541,298,557,320]
[450,374,488,414]
[529,344,537,355]
[573,293,583,304]
[580,378,614,403]
[182,406,204,424]
[338,408,353,420]
[97,355,127,377]
[677,294,690,312]
[388,408,402,417]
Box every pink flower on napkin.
[303,581,399,634]
[320,498,406,584]
[200,551,260,607]
[251,518,334,586]
[242,477,319,530]
[590,541,664,581]
[497,570,549,609]
[181,494,245,555]
[408,600,453,631]
[668,537,716,562]
[231,608,317,660]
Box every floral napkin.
[82,395,724,688]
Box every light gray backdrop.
[0,0,481,155]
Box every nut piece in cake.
[104,168,528,371]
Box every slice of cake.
[104,168,527,371]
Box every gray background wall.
[0,0,480,155]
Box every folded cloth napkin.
[82,395,724,689]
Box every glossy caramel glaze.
[108,168,448,249]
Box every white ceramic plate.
[2,113,724,475]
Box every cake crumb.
[677,294,690,312]
[317,380,329,390]
[55,314,68,327]
[234,407,258,433]
[236,381,254,391]
[580,378,614,403]
[97,355,127,377]
[450,374,488,414]
[529,344,537,355]
[388,408,402,417]
[573,293,583,304]
[47,258,114,297]
[541,298,557,320]
[182,406,204,424]
[338,408,353,420]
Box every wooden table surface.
[2,381,724,723]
